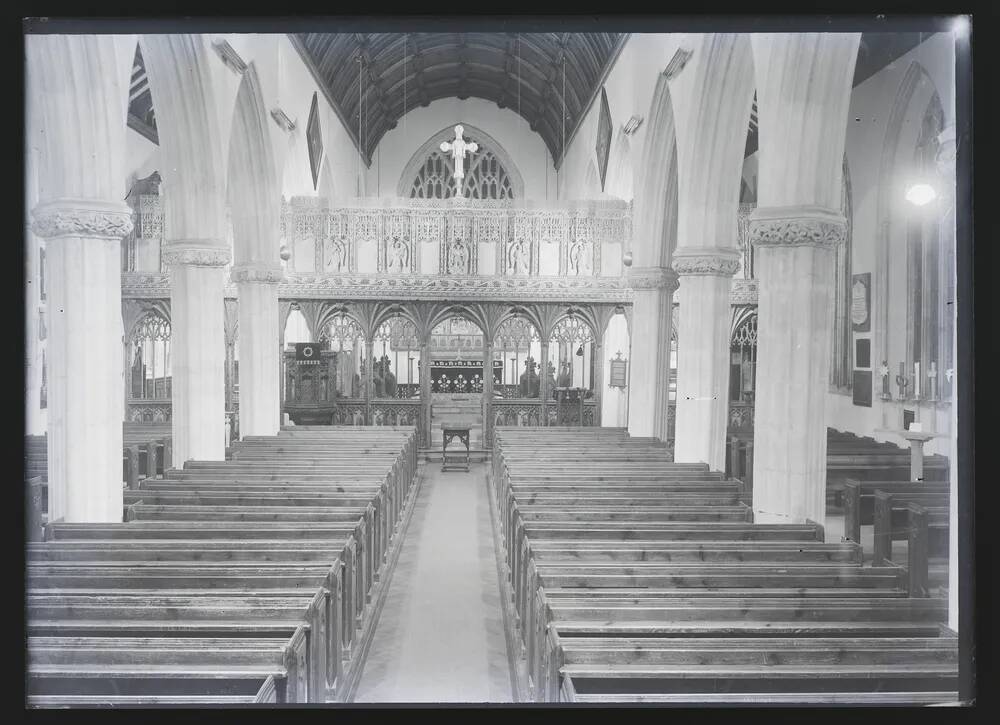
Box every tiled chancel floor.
[353,462,513,703]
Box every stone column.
[233,266,282,437]
[591,338,604,427]
[748,33,859,525]
[483,340,495,446]
[671,249,741,471]
[420,341,431,446]
[539,340,551,426]
[364,339,375,424]
[32,200,133,522]
[163,243,231,465]
[750,208,846,524]
[625,267,679,439]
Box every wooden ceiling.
[290,32,626,166]
[126,33,937,165]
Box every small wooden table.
[441,421,472,472]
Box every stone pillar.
[591,338,604,427]
[671,249,741,471]
[539,340,551,425]
[625,267,679,439]
[163,243,231,464]
[32,200,133,522]
[364,339,375,424]
[420,341,431,446]
[750,207,846,524]
[483,340,495,446]
[233,266,282,437]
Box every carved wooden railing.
[126,399,171,423]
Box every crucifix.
[440,124,478,198]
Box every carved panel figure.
[568,238,593,276]
[387,237,411,274]
[508,238,530,275]
[324,236,349,273]
[447,238,470,275]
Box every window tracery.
[409,137,515,200]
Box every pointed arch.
[227,62,281,265]
[605,129,634,202]
[631,73,679,268]
[138,35,227,242]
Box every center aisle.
[352,462,513,703]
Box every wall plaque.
[855,338,871,369]
[852,370,872,407]
[609,352,628,388]
[851,272,871,332]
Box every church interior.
[23,23,971,706]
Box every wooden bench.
[872,489,950,568]
[28,427,420,705]
[490,427,959,705]
[842,479,949,548]
[546,633,958,703]
[27,633,307,704]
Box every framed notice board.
[608,353,628,388]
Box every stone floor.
[353,462,513,703]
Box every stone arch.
[226,62,280,266]
[396,122,525,198]
[605,129,634,202]
[674,34,756,255]
[631,73,679,268]
[138,35,227,242]
[583,159,602,199]
[317,155,336,204]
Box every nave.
[354,464,512,702]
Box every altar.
[431,360,503,394]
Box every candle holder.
[895,371,910,401]
[878,361,892,401]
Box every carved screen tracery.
[127,311,172,411]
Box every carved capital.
[231,263,284,284]
[671,248,741,277]
[749,206,847,249]
[626,266,680,291]
[31,199,134,240]
[162,240,232,267]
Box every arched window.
[410,141,515,200]
[399,124,524,200]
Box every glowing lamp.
[905,183,937,206]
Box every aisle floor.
[353,462,513,703]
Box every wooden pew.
[872,489,950,568]
[842,479,949,548]
[27,591,328,702]
[547,633,958,703]
[29,427,420,705]
[28,633,307,704]
[490,427,959,705]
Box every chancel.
[22,20,971,707]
